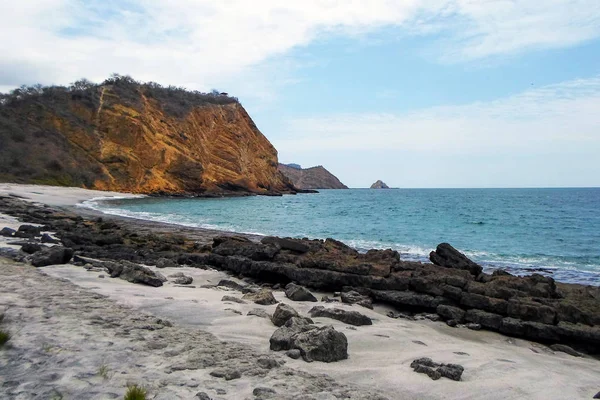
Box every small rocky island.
[370,180,389,189]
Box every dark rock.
[410,357,464,381]
[308,306,372,326]
[593,391,600,399]
[104,261,166,287]
[446,319,458,327]
[340,290,373,309]
[195,393,211,400]
[30,247,74,267]
[256,357,283,369]
[222,295,246,304]
[243,289,278,305]
[507,299,556,324]
[21,242,43,254]
[209,368,241,380]
[212,236,279,261]
[156,258,178,269]
[0,227,16,237]
[436,305,466,322]
[271,303,300,327]
[460,293,508,315]
[247,308,270,318]
[371,290,444,309]
[292,325,348,362]
[18,224,42,235]
[430,243,482,276]
[465,310,503,330]
[321,296,340,303]
[261,236,310,253]
[285,283,318,302]
[171,275,193,285]
[549,344,583,357]
[253,387,276,398]
[40,233,60,244]
[285,349,301,359]
[269,317,315,351]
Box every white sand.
[0,183,141,206]
[1,183,600,399]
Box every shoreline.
[1,183,600,399]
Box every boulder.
[247,308,270,318]
[285,283,318,302]
[271,303,300,327]
[217,279,247,291]
[341,290,373,309]
[212,236,279,261]
[308,306,372,326]
[410,357,464,381]
[243,289,277,305]
[21,243,43,254]
[465,309,503,330]
[0,227,16,237]
[18,224,41,235]
[40,233,60,244]
[104,261,166,287]
[286,349,301,359]
[430,243,482,276]
[168,272,193,285]
[30,247,74,267]
[222,295,247,304]
[270,317,315,351]
[292,325,348,362]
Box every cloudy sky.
[1,0,599,188]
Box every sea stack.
[370,180,389,189]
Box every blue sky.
[1,1,599,188]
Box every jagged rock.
[247,308,270,318]
[195,393,211,400]
[593,391,600,399]
[271,303,300,327]
[261,236,310,253]
[410,357,464,381]
[308,306,372,326]
[156,258,178,269]
[430,243,482,276]
[222,295,247,304]
[104,261,166,287]
[549,344,583,357]
[217,279,247,291]
[321,296,340,303]
[21,243,43,254]
[465,309,503,330]
[253,387,277,398]
[341,290,373,309]
[243,289,277,305]
[168,272,193,285]
[212,236,279,261]
[30,247,74,267]
[285,283,318,302]
[18,224,42,235]
[270,317,315,351]
[0,227,16,237]
[436,305,466,322]
[40,233,60,244]
[370,180,389,189]
[292,325,348,362]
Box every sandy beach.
[1,184,600,400]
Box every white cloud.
[0,0,599,98]
[274,76,600,155]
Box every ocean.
[82,188,600,285]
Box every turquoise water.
[84,188,600,285]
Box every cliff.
[0,76,296,196]
[278,164,348,189]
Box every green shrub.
[0,329,11,347]
[124,384,147,400]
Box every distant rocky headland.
[278,163,348,190]
[370,180,389,189]
[0,75,300,197]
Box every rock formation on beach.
[370,180,389,189]
[278,163,348,189]
[2,194,600,356]
[0,75,297,196]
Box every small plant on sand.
[124,384,147,400]
[0,329,11,348]
[98,364,111,380]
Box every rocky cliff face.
[278,164,348,189]
[0,76,296,195]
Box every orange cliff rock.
[0,79,297,196]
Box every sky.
[1,1,599,188]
